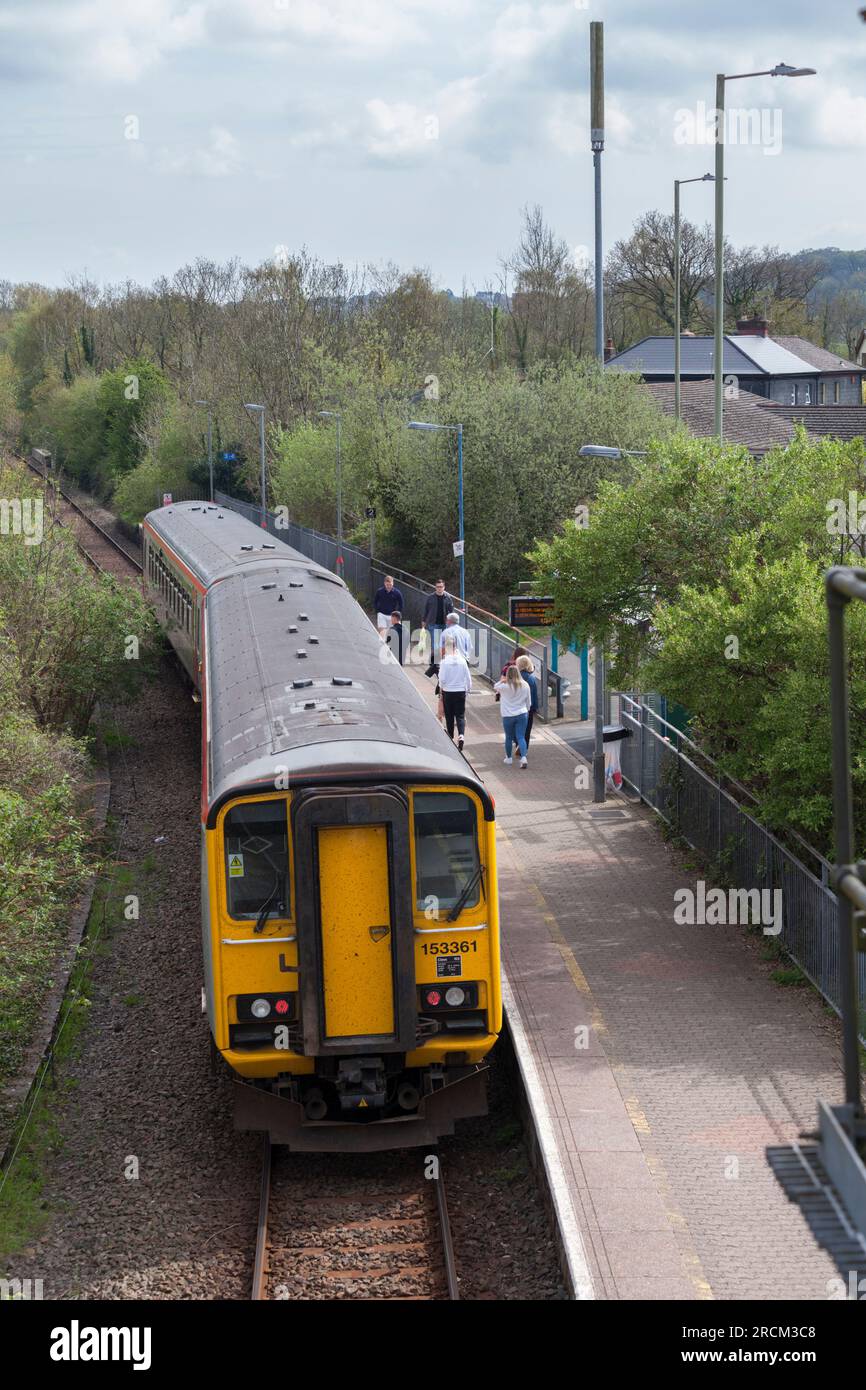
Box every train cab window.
[413,792,482,915]
[224,800,290,923]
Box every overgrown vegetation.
[0,464,156,1103]
[1,203,854,606]
[532,429,866,856]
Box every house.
[644,380,798,455]
[752,400,866,442]
[607,316,866,406]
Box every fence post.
[638,700,645,803]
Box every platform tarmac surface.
[405,662,842,1300]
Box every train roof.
[143,500,306,587]
[144,502,492,822]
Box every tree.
[530,429,866,852]
[606,210,714,338]
[504,205,594,368]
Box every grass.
[0,960,93,1265]
[770,965,807,988]
[0,848,158,1265]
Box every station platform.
[405,663,844,1300]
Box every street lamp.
[243,403,267,524]
[407,420,465,606]
[194,400,213,501]
[673,175,715,423]
[317,410,343,571]
[579,443,647,802]
[712,62,816,440]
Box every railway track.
[17,450,142,577]
[251,1137,460,1301]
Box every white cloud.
[156,125,241,176]
[220,0,428,54]
[362,78,483,161]
[0,0,206,82]
[486,3,572,67]
[547,93,636,157]
[816,90,866,149]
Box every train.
[141,500,502,1151]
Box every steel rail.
[21,452,142,572]
[433,1154,460,1300]
[251,1134,272,1300]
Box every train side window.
[413,792,481,914]
[224,801,290,921]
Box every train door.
[291,788,417,1057]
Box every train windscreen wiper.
[447,863,485,922]
[253,873,282,934]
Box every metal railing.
[617,692,866,1045]
[214,492,559,718]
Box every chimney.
[735,315,769,337]
[604,338,615,362]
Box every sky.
[1,0,865,293]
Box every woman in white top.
[438,636,472,751]
[493,665,532,767]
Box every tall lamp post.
[407,420,465,607]
[194,399,213,501]
[673,175,715,422]
[590,21,604,365]
[317,410,343,571]
[712,62,816,440]
[243,403,267,524]
[579,444,647,802]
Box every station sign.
[509,595,555,627]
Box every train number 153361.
[421,941,477,955]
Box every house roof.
[607,334,865,379]
[725,334,826,376]
[751,401,866,442]
[607,336,765,376]
[645,380,797,454]
[772,337,861,373]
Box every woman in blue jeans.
[493,665,532,768]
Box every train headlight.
[424,988,442,1007]
[445,987,466,1007]
[251,997,271,1019]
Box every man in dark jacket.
[421,579,454,677]
[373,575,404,636]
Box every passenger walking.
[495,643,528,701]
[493,665,531,768]
[438,635,471,751]
[421,579,454,678]
[515,654,539,747]
[373,575,405,636]
[444,611,473,661]
[387,609,404,665]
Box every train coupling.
[335,1056,387,1113]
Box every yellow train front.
[142,500,501,1151]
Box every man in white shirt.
[444,611,474,661]
[438,635,472,751]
